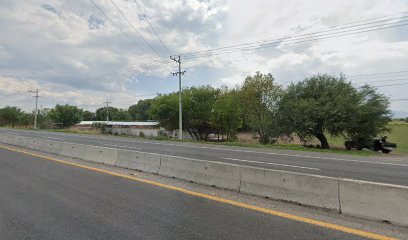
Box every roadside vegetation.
[1,72,406,155]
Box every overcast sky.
[1,0,408,114]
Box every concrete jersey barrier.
[240,166,340,210]
[60,142,118,165]
[339,179,408,226]
[1,132,408,226]
[159,155,242,190]
[116,149,160,174]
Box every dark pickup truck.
[345,136,397,153]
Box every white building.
[76,121,161,137]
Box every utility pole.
[103,101,111,122]
[170,55,186,140]
[28,89,40,129]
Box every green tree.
[149,86,220,140]
[183,86,220,140]
[95,107,116,121]
[0,106,29,127]
[112,109,132,121]
[128,99,152,120]
[211,89,242,140]
[95,107,131,121]
[48,104,83,127]
[279,74,364,149]
[82,110,96,121]
[240,72,283,144]
[37,109,53,129]
[344,85,391,145]
[149,93,179,130]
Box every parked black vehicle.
[345,136,397,153]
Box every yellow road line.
[0,145,397,240]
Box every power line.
[89,0,147,54]
[390,98,408,101]
[110,0,161,57]
[347,70,408,78]
[102,63,173,80]
[105,94,157,101]
[88,0,175,84]
[352,77,408,84]
[181,14,408,59]
[93,58,170,80]
[371,82,408,87]
[97,0,178,72]
[183,12,408,57]
[184,22,408,59]
[132,0,171,54]
[184,13,408,57]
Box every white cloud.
[0,0,408,112]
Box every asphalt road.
[1,128,408,186]
[0,147,372,239]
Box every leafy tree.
[149,86,220,140]
[37,109,53,129]
[0,106,28,127]
[82,110,96,121]
[240,72,283,144]
[112,109,132,121]
[149,93,179,130]
[95,107,131,121]
[128,99,152,120]
[96,107,112,121]
[48,104,83,127]
[344,85,391,145]
[183,86,220,140]
[278,74,364,149]
[211,89,242,140]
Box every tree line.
[0,99,152,129]
[0,72,392,149]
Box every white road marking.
[101,143,142,150]
[45,137,65,141]
[220,157,320,170]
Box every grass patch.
[6,127,102,135]
[317,121,408,154]
[387,124,408,154]
[193,141,377,156]
[6,122,406,156]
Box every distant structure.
[76,121,161,137]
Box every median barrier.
[159,155,241,190]
[240,166,340,210]
[84,145,118,165]
[1,133,11,143]
[116,149,160,174]
[6,134,19,146]
[60,142,118,165]
[26,138,41,150]
[39,141,63,155]
[60,142,88,159]
[339,179,408,226]
[13,135,29,148]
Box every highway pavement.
[1,128,408,186]
[0,146,389,239]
